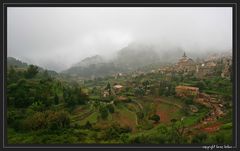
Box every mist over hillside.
[8,7,232,72]
[61,42,232,78]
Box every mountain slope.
[62,43,161,78]
[115,43,160,70]
[7,57,28,68]
[7,57,59,77]
[73,55,105,68]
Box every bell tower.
[183,52,187,58]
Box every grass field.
[112,103,138,130]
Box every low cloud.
[7,7,232,72]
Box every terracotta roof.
[113,85,123,89]
[176,85,199,91]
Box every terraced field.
[69,95,187,132]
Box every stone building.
[103,90,110,98]
[221,57,232,79]
[175,52,196,73]
[113,84,123,94]
[195,58,218,78]
[175,85,199,97]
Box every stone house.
[175,85,199,97]
[113,84,123,94]
[175,52,196,73]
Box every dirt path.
[186,99,224,134]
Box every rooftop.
[176,85,199,91]
[113,85,123,89]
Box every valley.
[6,51,233,144]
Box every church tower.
[183,52,187,58]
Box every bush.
[183,97,194,105]
[191,132,207,144]
[137,111,144,120]
[99,106,109,119]
[24,65,39,79]
[220,123,232,130]
[84,121,92,129]
[106,104,115,113]
[104,127,119,140]
[149,114,160,123]
[46,110,70,130]
[22,110,70,131]
[23,112,47,131]
[120,133,129,143]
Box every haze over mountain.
[8,7,232,72]
[62,42,232,78]
[62,42,161,77]
[72,55,105,68]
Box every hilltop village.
[97,52,231,122]
[160,52,231,79]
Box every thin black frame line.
[2,3,237,149]
[230,3,238,148]
[3,3,237,148]
[4,147,202,149]
[233,4,238,146]
[2,3,5,149]
[2,5,237,149]
[2,3,239,4]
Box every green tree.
[25,65,39,79]
[107,104,115,113]
[104,127,119,140]
[149,114,160,123]
[23,112,47,130]
[137,111,144,120]
[7,66,19,84]
[84,121,92,129]
[99,106,109,119]
[63,88,77,107]
[105,82,112,95]
[184,97,193,105]
[192,132,208,143]
[120,133,129,143]
[134,87,145,97]
[46,110,70,130]
[195,80,206,90]
[29,101,45,112]
[54,94,59,105]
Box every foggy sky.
[7,7,232,72]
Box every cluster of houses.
[102,84,124,98]
[158,52,232,79]
[99,52,230,118]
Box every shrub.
[149,114,160,123]
[23,112,47,130]
[220,123,232,130]
[137,111,144,120]
[106,104,115,113]
[22,110,70,131]
[84,121,92,129]
[46,110,70,130]
[191,132,208,144]
[99,106,109,119]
